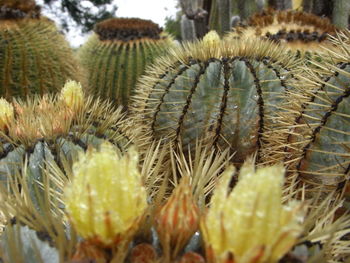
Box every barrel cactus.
[78,18,174,108]
[285,30,350,191]
[0,0,85,98]
[0,80,133,186]
[131,33,302,165]
[226,9,338,56]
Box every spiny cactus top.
[285,30,350,189]
[0,0,40,19]
[78,17,173,108]
[131,35,302,165]
[0,81,134,184]
[0,0,84,98]
[226,9,337,55]
[94,18,163,41]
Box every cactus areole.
[132,38,301,165]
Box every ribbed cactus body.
[78,18,173,108]
[132,38,300,165]
[0,18,84,98]
[288,62,350,187]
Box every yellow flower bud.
[203,30,221,46]
[155,177,200,259]
[201,160,304,263]
[64,143,147,246]
[0,98,14,131]
[60,80,84,110]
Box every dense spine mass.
[0,1,84,98]
[78,18,173,108]
[132,37,301,165]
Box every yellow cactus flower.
[60,80,84,110]
[201,160,304,263]
[0,98,14,131]
[64,143,147,246]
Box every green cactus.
[285,30,350,190]
[131,35,303,165]
[78,18,173,108]
[0,81,135,188]
[0,0,85,98]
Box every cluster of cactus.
[0,0,84,98]
[1,143,349,263]
[78,18,173,108]
[1,2,350,263]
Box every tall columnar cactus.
[78,18,173,108]
[0,81,134,186]
[285,30,350,190]
[131,33,302,165]
[0,0,84,98]
[226,9,338,56]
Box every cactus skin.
[0,18,84,98]
[78,18,173,108]
[132,38,300,165]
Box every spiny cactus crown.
[94,17,163,41]
[0,0,40,19]
[247,9,336,42]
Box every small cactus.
[78,18,173,108]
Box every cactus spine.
[132,36,302,165]
[0,0,84,98]
[78,18,173,108]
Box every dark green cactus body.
[132,39,300,165]
[0,18,84,98]
[288,62,350,187]
[78,18,173,108]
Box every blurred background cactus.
[78,17,174,109]
[0,0,85,98]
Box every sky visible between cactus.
[38,0,178,47]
